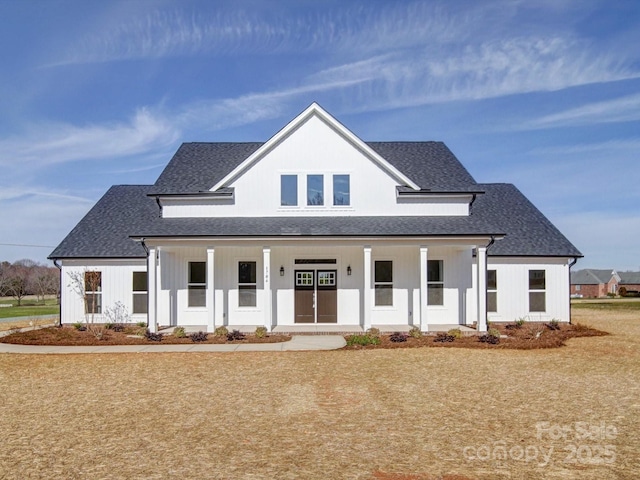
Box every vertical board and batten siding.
[60,260,147,324]
[161,115,469,218]
[482,257,571,322]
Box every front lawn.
[0,297,59,318]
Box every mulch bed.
[0,325,291,346]
[344,322,607,350]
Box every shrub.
[522,324,544,341]
[618,286,627,297]
[515,317,525,328]
[112,324,125,332]
[190,331,208,342]
[214,326,229,337]
[173,326,186,338]
[366,327,381,337]
[227,329,246,341]
[136,321,147,328]
[434,332,455,343]
[73,322,86,331]
[546,319,561,331]
[104,322,114,330]
[254,326,268,338]
[389,331,408,343]
[447,328,462,339]
[346,334,380,346]
[479,328,501,345]
[408,326,422,338]
[144,329,163,342]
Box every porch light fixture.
[347,265,352,276]
[280,266,285,276]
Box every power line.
[0,243,55,248]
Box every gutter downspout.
[139,238,150,328]
[154,197,162,217]
[53,259,62,327]
[568,257,579,325]
[469,193,477,213]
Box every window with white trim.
[132,272,148,314]
[529,270,546,312]
[427,260,444,305]
[374,261,393,306]
[84,271,102,314]
[333,174,350,206]
[188,262,206,307]
[239,261,257,307]
[281,174,297,206]
[487,269,497,313]
[307,175,324,205]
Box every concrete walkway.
[0,335,346,354]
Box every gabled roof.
[570,269,616,285]
[619,271,640,284]
[210,103,420,191]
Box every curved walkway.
[0,335,346,354]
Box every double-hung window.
[487,270,497,313]
[239,261,257,307]
[427,260,444,305]
[84,271,102,314]
[374,261,393,306]
[188,262,206,307]
[529,270,546,312]
[132,272,148,314]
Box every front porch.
[158,324,477,335]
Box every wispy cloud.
[527,93,640,128]
[0,108,179,168]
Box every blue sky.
[1,0,639,270]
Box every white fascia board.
[210,103,420,191]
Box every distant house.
[618,272,640,295]
[50,103,582,332]
[570,269,619,298]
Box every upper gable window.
[281,175,297,206]
[307,175,324,206]
[333,175,350,206]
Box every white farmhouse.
[50,104,582,333]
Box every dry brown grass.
[0,307,639,479]
[0,317,57,333]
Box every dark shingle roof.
[148,141,478,195]
[473,184,582,257]
[570,269,616,285]
[49,185,157,259]
[619,271,640,284]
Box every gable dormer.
[152,103,480,218]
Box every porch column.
[420,246,428,331]
[206,247,215,333]
[147,247,157,333]
[363,246,372,330]
[477,246,488,332]
[263,247,272,331]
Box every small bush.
[366,327,381,337]
[136,321,147,328]
[546,319,561,331]
[214,326,229,337]
[104,322,114,330]
[389,331,408,343]
[408,326,422,338]
[173,326,186,338]
[434,333,455,343]
[227,329,246,341]
[254,326,268,338]
[144,329,163,342]
[72,322,86,331]
[522,324,544,341]
[346,334,381,346]
[447,328,462,339]
[112,324,125,332]
[479,328,501,345]
[618,286,627,297]
[190,331,208,342]
[515,318,525,328]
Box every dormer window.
[307,175,324,206]
[333,174,350,206]
[281,175,298,206]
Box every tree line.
[0,259,59,305]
